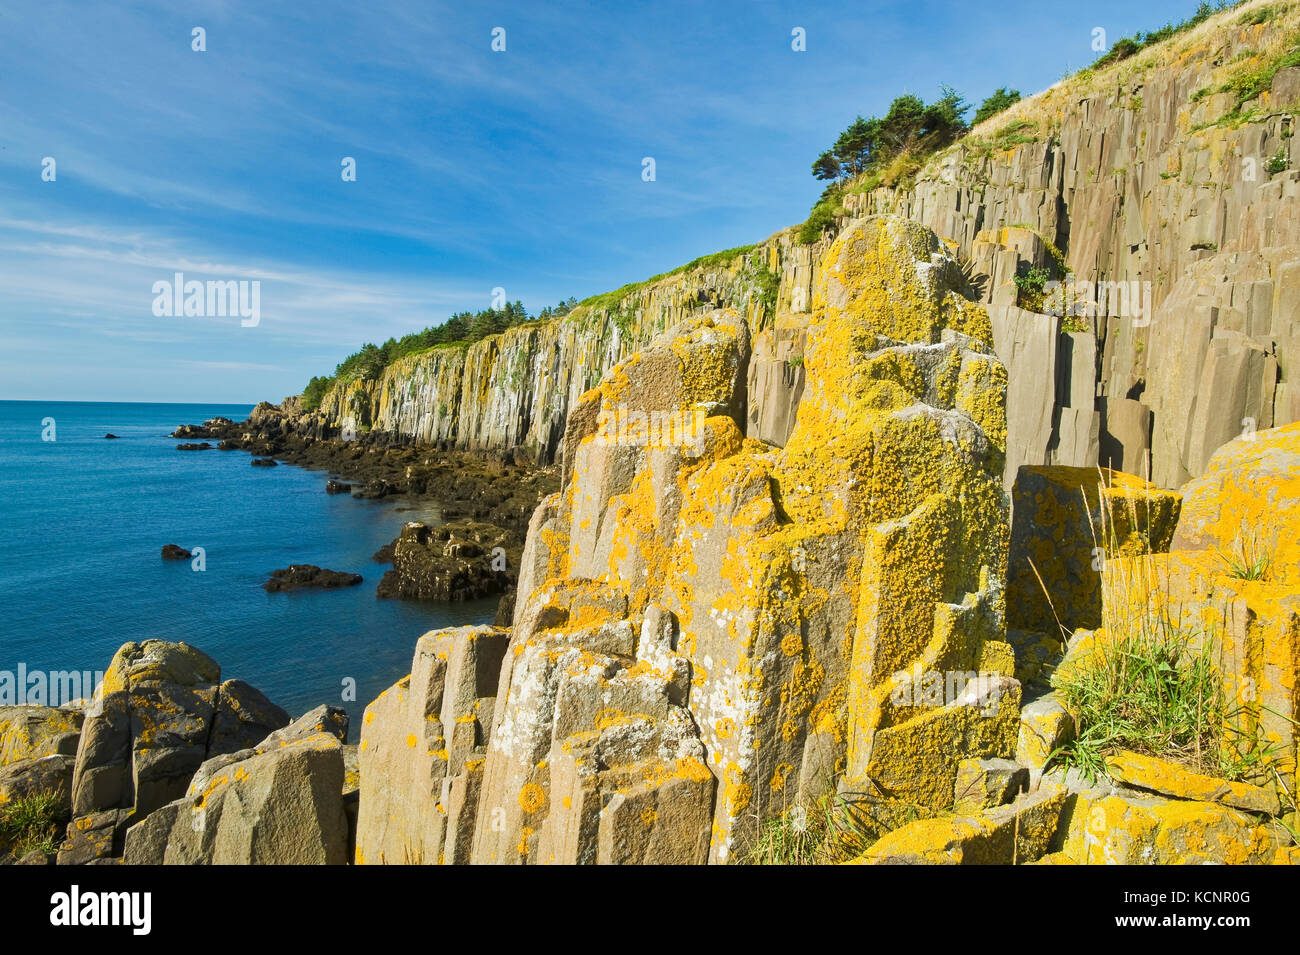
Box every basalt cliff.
[4,1,1298,866]
[306,5,1299,496]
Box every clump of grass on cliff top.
[1088,1,1220,71]
[0,791,66,859]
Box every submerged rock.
[160,543,191,560]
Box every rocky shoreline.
[170,405,559,608]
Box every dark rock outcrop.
[160,544,191,560]
[375,521,513,601]
[263,565,363,592]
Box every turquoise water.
[0,400,496,728]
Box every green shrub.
[973,87,1022,126]
[301,375,335,412]
[1014,265,1051,311]
[798,201,839,245]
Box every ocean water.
[0,400,497,729]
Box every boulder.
[0,706,83,765]
[375,521,513,601]
[63,641,291,863]
[123,734,348,865]
[1105,750,1281,815]
[953,757,1029,813]
[1059,789,1284,864]
[1016,692,1075,771]
[0,754,76,812]
[855,784,1068,864]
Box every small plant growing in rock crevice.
[1218,524,1274,580]
[0,791,66,859]
[744,782,930,865]
[1014,265,1052,311]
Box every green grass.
[1217,527,1274,579]
[1240,3,1280,26]
[1051,625,1228,780]
[1229,38,1300,104]
[1042,476,1287,787]
[1014,265,1052,311]
[744,784,931,865]
[994,120,1038,150]
[0,791,65,859]
[577,245,760,317]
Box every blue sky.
[1,0,1202,402]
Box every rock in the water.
[375,521,512,601]
[325,479,352,494]
[251,457,278,467]
[160,543,191,560]
[351,479,393,499]
[103,433,119,440]
[263,565,363,592]
[176,442,212,451]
